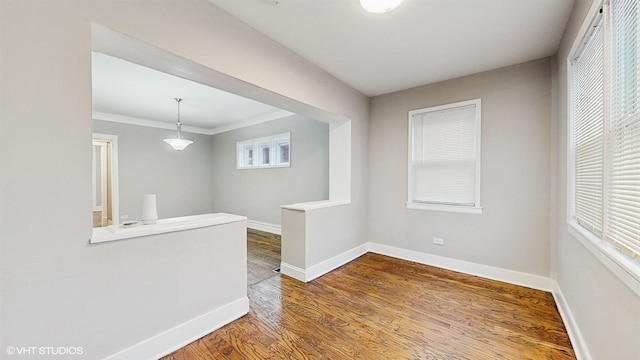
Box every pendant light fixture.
[163,98,193,151]
[360,0,404,13]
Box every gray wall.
[554,0,640,359]
[369,58,552,277]
[93,115,329,226]
[93,120,215,220]
[211,115,329,225]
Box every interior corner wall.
[0,0,369,358]
[92,120,215,220]
[553,0,640,359]
[368,58,553,277]
[211,115,330,226]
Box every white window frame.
[567,0,640,295]
[407,99,482,214]
[237,132,291,169]
[255,140,271,167]
[274,137,290,167]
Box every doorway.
[247,229,281,285]
[92,133,119,227]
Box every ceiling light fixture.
[163,98,193,151]
[360,0,405,13]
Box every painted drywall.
[93,120,215,221]
[368,58,553,277]
[211,115,329,225]
[553,0,640,358]
[0,0,369,358]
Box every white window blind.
[408,99,481,211]
[573,15,605,237]
[570,0,640,264]
[609,0,640,258]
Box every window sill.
[567,222,640,298]
[406,202,483,215]
[237,164,290,170]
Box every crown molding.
[92,109,293,135]
[208,109,293,135]
[92,112,212,135]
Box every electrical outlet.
[433,238,444,246]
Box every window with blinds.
[570,0,640,263]
[573,13,604,237]
[609,0,640,260]
[407,99,482,214]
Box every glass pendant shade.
[163,138,193,151]
[163,98,193,151]
[360,0,404,13]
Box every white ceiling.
[92,0,574,128]
[91,52,287,130]
[207,0,575,96]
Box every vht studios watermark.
[6,346,84,356]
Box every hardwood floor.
[247,229,281,286]
[162,252,575,359]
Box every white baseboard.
[104,297,249,360]
[305,243,369,282]
[281,243,369,283]
[280,262,306,282]
[552,282,591,360]
[247,219,281,235]
[368,243,553,291]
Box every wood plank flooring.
[163,252,575,359]
[247,229,281,286]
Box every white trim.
[280,243,368,283]
[279,262,306,282]
[93,111,211,135]
[93,109,294,136]
[552,282,592,360]
[210,109,293,135]
[247,219,282,235]
[92,145,97,210]
[305,243,369,282]
[406,202,483,214]
[283,242,552,290]
[103,296,249,360]
[368,243,553,291]
[567,0,605,65]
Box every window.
[407,99,482,214]
[570,0,640,267]
[275,139,290,165]
[256,141,270,167]
[573,10,604,237]
[237,133,291,169]
[239,143,253,166]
